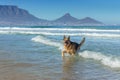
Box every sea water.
[0,26,120,80]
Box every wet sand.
[0,60,39,80]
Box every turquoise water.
[0,26,120,80]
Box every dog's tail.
[78,37,85,50]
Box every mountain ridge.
[54,13,79,23]
[79,17,102,24]
[0,5,103,26]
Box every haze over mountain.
[0,5,103,26]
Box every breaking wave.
[0,27,120,38]
[0,27,119,32]
[31,35,120,68]
[79,51,120,68]
[31,35,63,50]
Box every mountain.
[54,13,79,23]
[0,5,47,26]
[79,17,102,24]
[0,5,103,26]
[52,13,103,26]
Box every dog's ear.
[68,36,70,40]
[63,35,66,40]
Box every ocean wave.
[79,51,120,68]
[0,27,120,38]
[0,30,120,38]
[0,27,120,32]
[31,36,63,50]
[31,35,120,68]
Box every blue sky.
[0,0,120,24]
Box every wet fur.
[62,36,85,56]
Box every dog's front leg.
[62,50,66,57]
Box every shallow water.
[0,26,120,80]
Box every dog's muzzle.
[64,41,69,45]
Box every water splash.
[31,35,120,68]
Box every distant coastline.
[0,5,120,26]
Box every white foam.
[0,27,120,32]
[0,27,120,38]
[79,51,120,68]
[29,32,119,38]
[0,30,119,38]
[31,36,63,50]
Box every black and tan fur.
[62,36,85,56]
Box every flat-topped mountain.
[0,5,103,26]
[0,5,29,17]
[0,5,47,25]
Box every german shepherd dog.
[62,36,85,56]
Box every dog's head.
[63,35,71,46]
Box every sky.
[0,0,120,24]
